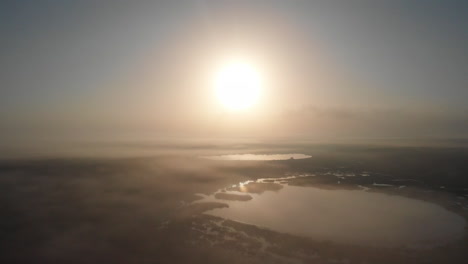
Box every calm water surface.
[198,182,466,248]
[202,153,312,161]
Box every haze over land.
[0,1,467,264]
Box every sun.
[214,60,262,111]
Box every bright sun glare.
[214,60,262,111]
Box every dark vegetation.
[0,145,467,263]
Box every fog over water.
[1,145,467,263]
[1,1,467,262]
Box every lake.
[198,180,466,248]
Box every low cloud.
[279,105,468,139]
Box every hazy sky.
[1,0,467,143]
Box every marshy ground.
[1,144,467,263]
